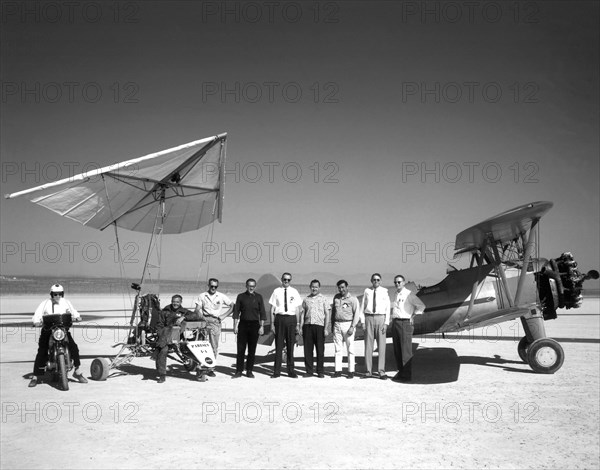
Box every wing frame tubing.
[4,134,226,199]
[490,235,515,308]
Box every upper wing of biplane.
[4,134,227,234]
[454,201,553,255]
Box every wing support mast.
[139,187,166,294]
[463,242,486,324]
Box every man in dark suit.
[232,279,266,378]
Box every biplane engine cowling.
[537,252,598,320]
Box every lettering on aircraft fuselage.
[420,286,442,295]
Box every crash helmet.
[50,284,64,297]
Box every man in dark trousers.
[232,278,266,378]
[269,272,302,378]
[155,294,200,383]
[299,280,330,378]
[30,283,87,387]
[391,275,426,382]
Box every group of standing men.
[176,272,426,383]
[28,273,426,387]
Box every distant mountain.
[223,271,444,288]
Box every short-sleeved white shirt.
[269,286,301,315]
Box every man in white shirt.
[194,278,233,376]
[361,273,390,379]
[269,272,302,378]
[29,284,87,387]
[391,275,426,382]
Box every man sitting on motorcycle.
[155,294,201,383]
[29,284,88,387]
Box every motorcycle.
[42,313,73,391]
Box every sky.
[1,0,599,288]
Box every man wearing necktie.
[391,275,425,382]
[361,273,390,379]
[269,273,302,378]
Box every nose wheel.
[90,357,111,381]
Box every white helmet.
[50,284,64,296]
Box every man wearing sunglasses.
[391,275,425,383]
[269,272,302,378]
[29,284,87,387]
[361,273,390,379]
[331,279,360,379]
[194,278,234,376]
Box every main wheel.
[517,336,531,363]
[527,338,564,374]
[90,357,111,381]
[57,352,69,391]
[183,358,198,372]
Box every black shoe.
[332,371,342,378]
[361,373,373,379]
[207,370,216,377]
[246,371,255,378]
[347,372,354,379]
[317,373,325,378]
[232,372,243,379]
[289,372,298,379]
[270,373,280,379]
[305,372,314,378]
[28,377,39,388]
[379,374,388,380]
[157,375,166,383]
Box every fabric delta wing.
[4,134,227,234]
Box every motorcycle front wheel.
[57,352,69,391]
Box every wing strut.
[490,234,514,308]
[514,219,539,305]
[463,239,486,323]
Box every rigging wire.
[195,211,216,291]
[102,175,134,321]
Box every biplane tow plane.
[406,201,598,374]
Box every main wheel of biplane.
[517,336,531,363]
[90,357,111,381]
[526,338,564,374]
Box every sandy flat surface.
[1,296,598,469]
